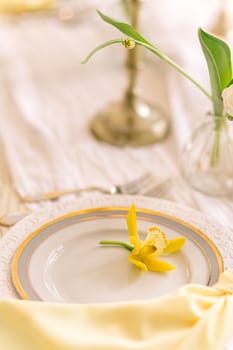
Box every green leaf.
[97,10,150,45]
[82,14,213,102]
[95,12,212,100]
[227,78,233,87]
[198,28,232,115]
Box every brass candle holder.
[90,0,169,146]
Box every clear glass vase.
[180,116,233,197]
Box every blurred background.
[0,0,233,218]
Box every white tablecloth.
[0,0,219,197]
[0,0,232,223]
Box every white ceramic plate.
[0,195,230,300]
[12,204,223,303]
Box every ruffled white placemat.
[1,195,232,299]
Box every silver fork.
[0,173,152,226]
[21,173,153,203]
[0,174,171,227]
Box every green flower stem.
[99,240,133,251]
[82,38,213,102]
[210,116,226,167]
[81,39,123,64]
[211,128,221,167]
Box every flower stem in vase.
[211,128,221,167]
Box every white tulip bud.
[222,85,233,119]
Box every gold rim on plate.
[11,207,224,301]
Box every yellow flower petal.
[127,203,140,252]
[141,228,168,256]
[125,204,186,273]
[140,245,156,256]
[163,238,186,254]
[143,256,175,272]
[128,254,148,272]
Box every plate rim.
[11,206,224,301]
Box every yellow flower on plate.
[99,203,186,273]
[127,203,186,272]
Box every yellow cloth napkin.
[0,0,54,13]
[1,270,233,350]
